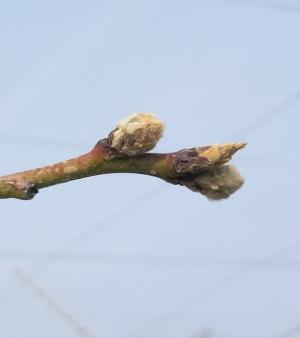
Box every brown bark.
[0,114,246,200]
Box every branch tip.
[197,143,247,165]
[169,143,246,200]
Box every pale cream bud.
[197,143,247,165]
[183,164,245,200]
[109,113,165,156]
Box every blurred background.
[0,1,300,337]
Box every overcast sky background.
[0,1,300,338]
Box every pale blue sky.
[0,1,300,338]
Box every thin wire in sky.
[227,90,300,139]
[216,0,300,13]
[0,183,165,310]
[1,251,300,270]
[138,239,300,338]
[2,87,300,313]
[43,184,164,260]
[275,323,300,338]
[240,156,300,172]
[0,133,90,149]
[14,268,98,338]
[136,89,300,337]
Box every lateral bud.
[182,164,245,200]
[103,112,165,156]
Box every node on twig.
[0,112,247,201]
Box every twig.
[0,113,246,200]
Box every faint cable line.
[3,87,300,332]
[1,251,300,269]
[275,323,300,338]
[240,156,300,172]
[14,268,99,338]
[2,88,300,308]
[138,240,300,338]
[2,91,300,168]
[0,133,90,148]
[216,0,300,13]
[3,90,300,153]
[41,184,165,260]
[226,90,300,140]
[137,88,300,337]
[0,184,165,309]
[188,327,214,338]
[2,133,300,172]
[205,328,262,338]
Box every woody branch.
[0,113,246,201]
